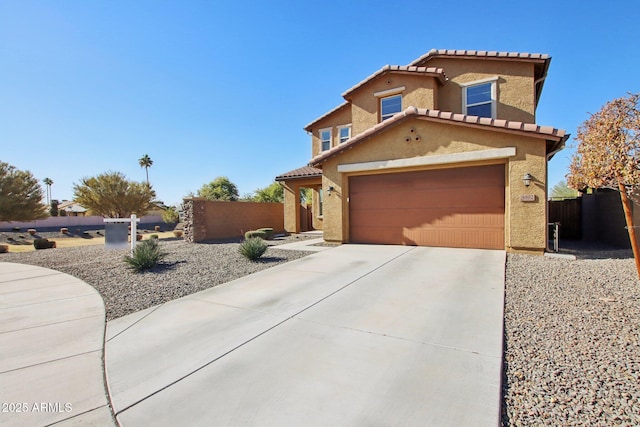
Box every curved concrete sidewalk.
[0,262,115,426]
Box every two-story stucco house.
[276,49,568,254]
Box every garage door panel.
[352,189,502,211]
[349,165,505,249]
[350,209,503,228]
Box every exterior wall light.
[522,173,533,187]
[327,186,335,196]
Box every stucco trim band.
[337,147,516,173]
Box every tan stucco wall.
[427,58,537,123]
[183,198,284,242]
[319,119,548,253]
[309,106,352,158]
[349,74,438,136]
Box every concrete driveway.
[106,244,505,426]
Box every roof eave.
[342,66,446,100]
[310,107,567,167]
[304,101,350,132]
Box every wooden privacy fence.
[548,198,582,239]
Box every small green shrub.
[123,239,167,272]
[34,238,56,250]
[244,230,268,240]
[150,234,159,239]
[239,237,268,261]
[0,245,8,253]
[258,228,274,239]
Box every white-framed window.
[380,94,402,121]
[320,128,332,151]
[461,77,497,118]
[338,125,351,143]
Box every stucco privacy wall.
[319,119,547,253]
[183,198,284,243]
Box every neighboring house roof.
[304,101,350,132]
[409,49,551,105]
[341,65,447,100]
[58,201,87,213]
[309,106,568,166]
[275,166,323,181]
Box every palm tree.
[43,177,53,206]
[138,154,153,186]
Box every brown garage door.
[349,164,505,249]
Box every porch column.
[282,182,301,233]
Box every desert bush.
[244,230,268,240]
[154,225,161,232]
[258,228,274,239]
[34,238,56,250]
[162,206,180,224]
[239,237,268,261]
[123,239,166,272]
[150,234,159,239]
[28,229,37,235]
[173,230,183,238]
[0,245,8,253]
[60,228,68,234]
[135,234,143,241]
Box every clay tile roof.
[309,107,568,166]
[304,101,350,132]
[341,65,447,99]
[275,165,322,181]
[408,48,549,66]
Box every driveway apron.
[105,245,506,426]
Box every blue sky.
[1,0,638,206]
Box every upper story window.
[462,77,497,118]
[320,128,332,151]
[338,125,351,143]
[381,94,402,121]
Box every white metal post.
[130,214,137,256]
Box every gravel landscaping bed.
[2,234,638,425]
[503,244,640,426]
[0,235,314,320]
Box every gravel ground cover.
[502,244,640,426]
[2,235,638,425]
[0,235,313,320]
